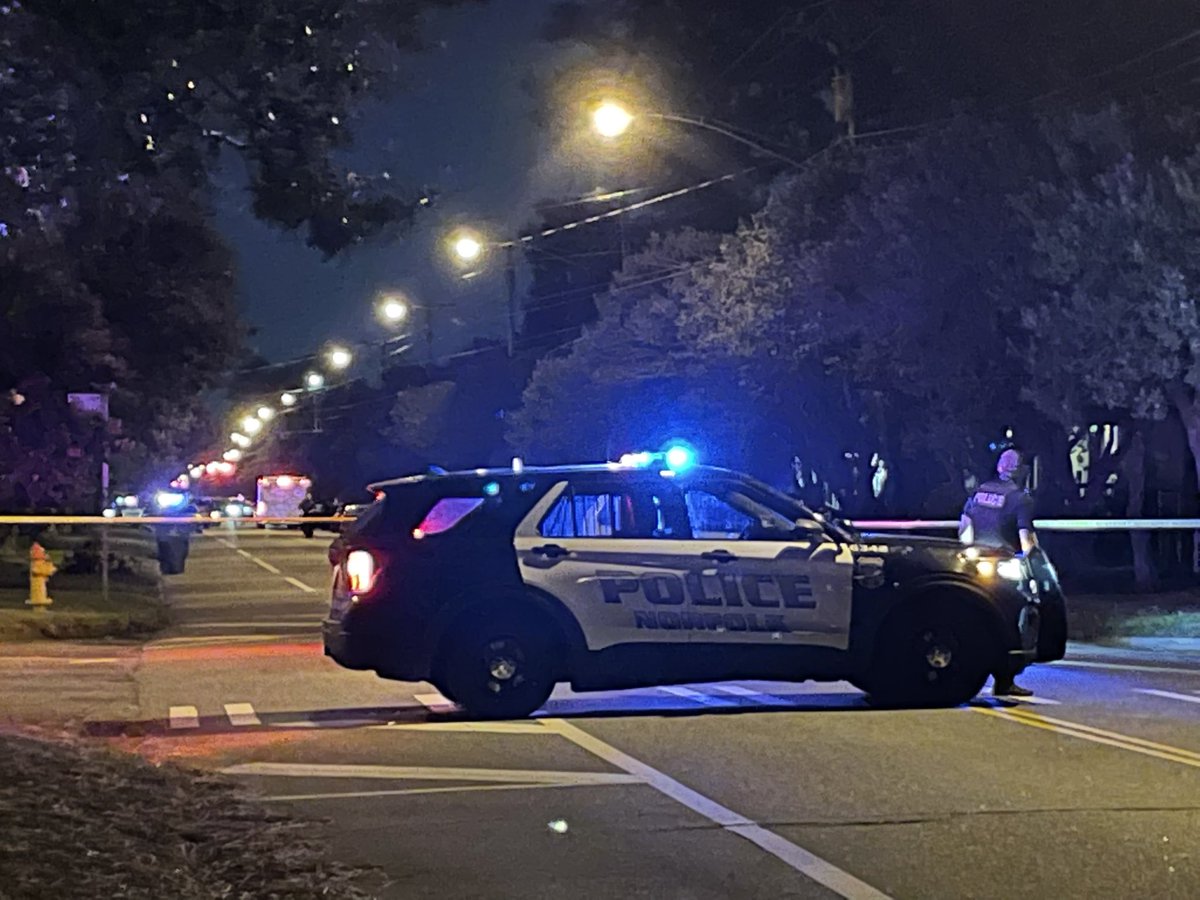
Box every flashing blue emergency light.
[482,481,501,497]
[663,443,697,473]
[154,490,186,510]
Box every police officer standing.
[959,448,1037,697]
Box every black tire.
[440,613,559,720]
[865,601,996,708]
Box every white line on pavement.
[1050,660,1200,676]
[372,721,552,734]
[285,576,319,593]
[66,657,121,665]
[1136,689,1200,706]
[221,762,642,785]
[661,685,739,706]
[415,692,456,711]
[540,717,892,900]
[262,782,607,803]
[707,683,801,704]
[168,705,200,729]
[179,621,321,630]
[224,702,262,727]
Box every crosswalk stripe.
[1136,689,1200,706]
[224,702,262,726]
[660,685,739,706]
[415,692,456,711]
[168,705,200,729]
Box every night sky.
[214,0,587,366]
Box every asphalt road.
[3,527,1199,899]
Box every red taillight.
[345,549,378,594]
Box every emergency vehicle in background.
[256,474,312,525]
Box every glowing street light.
[280,392,298,407]
[241,416,263,436]
[305,371,325,390]
[326,345,353,370]
[257,406,275,422]
[230,432,251,448]
[223,448,242,462]
[592,100,634,138]
[449,230,484,264]
[378,294,410,325]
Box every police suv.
[323,452,1059,718]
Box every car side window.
[539,485,678,539]
[684,487,800,540]
[684,490,755,539]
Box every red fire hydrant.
[27,542,56,609]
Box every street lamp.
[449,230,484,264]
[223,448,242,463]
[257,406,275,422]
[590,98,804,168]
[304,371,325,391]
[280,392,298,407]
[240,416,263,436]
[230,432,251,448]
[592,100,635,138]
[326,345,353,370]
[378,294,410,325]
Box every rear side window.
[415,497,484,536]
[539,485,680,539]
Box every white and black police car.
[323,448,1061,718]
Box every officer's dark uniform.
[962,472,1036,696]
[961,477,1034,552]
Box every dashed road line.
[285,576,319,593]
[1136,689,1200,706]
[224,702,262,727]
[540,718,892,900]
[168,705,200,729]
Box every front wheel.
[440,616,558,720]
[865,602,995,708]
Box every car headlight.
[996,558,1024,581]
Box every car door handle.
[531,543,569,558]
[701,549,738,563]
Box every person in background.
[959,448,1037,697]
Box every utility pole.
[504,244,517,357]
[832,68,855,141]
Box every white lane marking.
[262,782,604,803]
[221,762,642,786]
[661,685,739,706]
[147,635,295,648]
[67,657,122,665]
[1136,689,1200,706]
[224,702,262,727]
[1050,660,1200,676]
[540,718,892,900]
[168,705,200,729]
[415,692,456,711]
[179,621,321,630]
[371,721,551,734]
[976,708,1200,768]
[708,683,802,704]
[285,576,319,593]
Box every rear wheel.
[865,601,995,708]
[440,614,558,720]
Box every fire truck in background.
[256,473,312,526]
